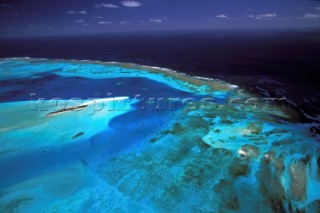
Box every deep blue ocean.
[0,29,319,124]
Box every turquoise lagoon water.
[0,58,319,212]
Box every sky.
[1,0,320,37]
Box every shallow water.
[0,58,319,212]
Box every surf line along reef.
[0,58,319,212]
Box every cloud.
[216,14,228,18]
[120,21,130,24]
[150,19,163,23]
[75,20,84,23]
[94,3,119,8]
[0,4,12,8]
[66,10,88,15]
[78,10,88,14]
[303,13,320,19]
[66,10,77,14]
[256,13,277,20]
[121,1,143,7]
[98,21,112,24]
[246,13,278,20]
[317,7,320,11]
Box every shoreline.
[0,57,237,93]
